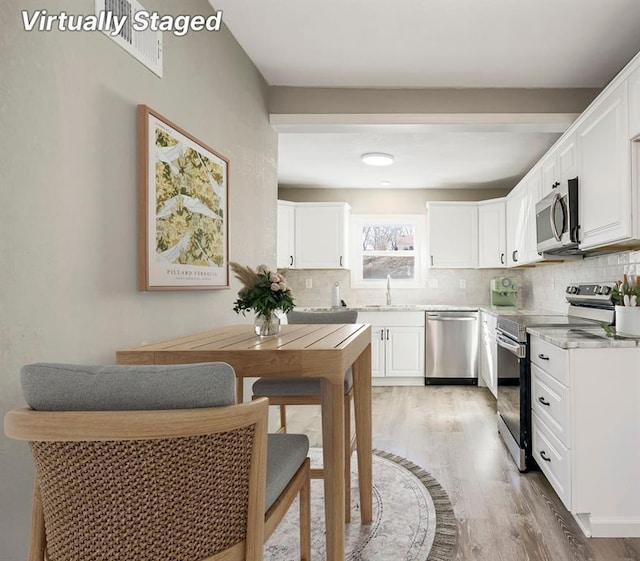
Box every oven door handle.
[496,334,526,358]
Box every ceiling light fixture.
[361,152,394,166]
[380,181,391,186]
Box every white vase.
[615,305,640,337]
[254,312,281,337]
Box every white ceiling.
[212,0,640,189]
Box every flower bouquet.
[230,262,295,336]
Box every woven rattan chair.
[4,362,311,561]
[252,309,358,521]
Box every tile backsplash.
[281,249,640,312]
[281,268,525,309]
[522,249,640,312]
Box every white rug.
[264,449,457,561]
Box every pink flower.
[270,282,281,291]
[270,273,281,283]
[279,281,287,291]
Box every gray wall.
[269,87,600,116]
[278,187,510,214]
[0,1,277,558]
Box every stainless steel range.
[496,282,616,471]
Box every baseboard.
[573,512,640,537]
[372,377,425,387]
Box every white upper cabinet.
[629,64,640,139]
[478,199,506,268]
[427,202,478,268]
[294,202,351,269]
[523,167,543,264]
[578,83,631,250]
[541,132,578,198]
[506,182,529,267]
[506,166,541,267]
[276,200,296,269]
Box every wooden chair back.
[4,399,270,561]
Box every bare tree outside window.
[361,224,415,279]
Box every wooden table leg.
[352,344,373,523]
[321,377,345,561]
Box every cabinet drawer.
[531,364,570,447]
[532,412,571,509]
[358,311,425,327]
[530,337,568,385]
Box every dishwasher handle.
[426,315,477,321]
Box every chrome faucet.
[386,275,392,306]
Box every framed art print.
[137,105,229,290]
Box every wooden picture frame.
[137,105,229,291]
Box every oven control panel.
[565,282,615,302]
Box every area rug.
[264,448,457,561]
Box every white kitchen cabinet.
[629,64,640,139]
[529,335,640,538]
[506,182,528,266]
[427,202,478,268]
[540,131,578,197]
[294,202,350,269]
[276,200,296,269]
[506,167,541,267]
[523,168,543,264]
[358,311,425,386]
[478,311,497,398]
[578,83,631,250]
[478,199,506,268]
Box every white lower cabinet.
[529,335,640,537]
[359,311,425,386]
[479,311,497,398]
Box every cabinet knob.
[289,255,294,266]
[538,396,551,406]
[539,450,552,462]
[339,256,343,267]
[512,250,518,262]
[537,353,549,361]
[430,255,434,266]
[500,253,505,265]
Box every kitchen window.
[351,215,425,288]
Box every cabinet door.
[480,313,498,398]
[428,203,478,268]
[385,327,425,378]
[578,84,631,249]
[540,133,578,197]
[295,204,349,269]
[629,64,640,139]
[540,152,559,198]
[276,202,295,269]
[506,185,527,266]
[478,200,506,268]
[523,168,542,264]
[370,326,385,377]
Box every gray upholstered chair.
[5,362,311,561]
[252,309,358,521]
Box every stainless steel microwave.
[535,177,581,255]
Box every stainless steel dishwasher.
[425,311,478,384]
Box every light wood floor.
[284,385,640,561]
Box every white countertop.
[299,305,480,312]
[527,325,640,349]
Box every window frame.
[350,214,426,289]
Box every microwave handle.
[550,193,562,242]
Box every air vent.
[95,0,163,77]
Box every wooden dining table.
[116,322,372,561]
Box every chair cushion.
[253,367,353,397]
[287,310,358,324]
[265,433,309,511]
[20,362,236,411]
